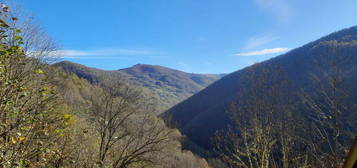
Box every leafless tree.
[89,81,172,168]
[0,0,59,64]
[301,47,357,167]
[213,65,309,168]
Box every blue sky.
[16,0,357,73]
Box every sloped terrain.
[53,61,222,113]
[163,26,357,150]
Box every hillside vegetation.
[0,5,211,168]
[163,26,357,167]
[1,2,356,168]
[54,61,222,113]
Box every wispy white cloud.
[244,34,280,50]
[235,48,290,56]
[54,48,157,59]
[177,62,192,73]
[255,0,294,23]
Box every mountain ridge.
[162,25,357,150]
[53,61,223,113]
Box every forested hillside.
[54,61,222,113]
[48,66,213,168]
[1,2,356,168]
[163,26,357,167]
[0,5,211,168]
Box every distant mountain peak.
[131,63,164,69]
[121,63,182,75]
[132,63,152,68]
[53,60,222,113]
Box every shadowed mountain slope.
[163,26,357,150]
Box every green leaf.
[33,69,45,74]
[14,35,22,41]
